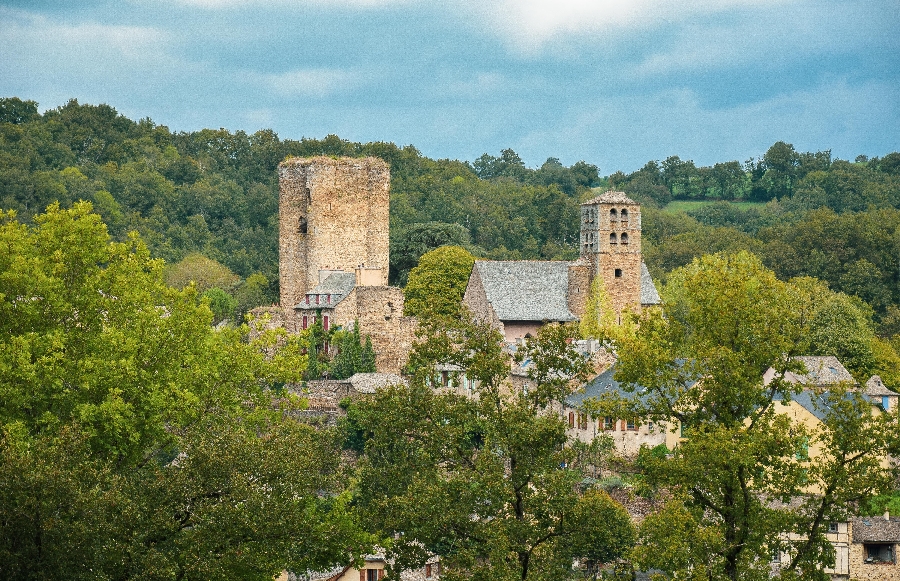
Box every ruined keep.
[279,156,390,328]
[277,156,416,374]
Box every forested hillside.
[2,96,900,331]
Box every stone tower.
[278,156,390,316]
[580,191,642,320]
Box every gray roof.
[640,262,661,305]
[473,260,577,322]
[582,191,636,205]
[785,356,855,386]
[852,517,900,542]
[566,364,653,408]
[349,372,407,394]
[294,271,356,310]
[865,375,896,397]
[773,389,876,422]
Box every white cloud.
[461,0,794,53]
[259,68,359,98]
[0,8,176,86]
[169,0,418,8]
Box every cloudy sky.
[1,0,897,172]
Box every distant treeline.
[2,97,900,326]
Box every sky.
[0,0,898,173]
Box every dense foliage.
[606,252,898,580]
[0,204,369,580]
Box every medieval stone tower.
[580,191,643,320]
[278,156,390,315]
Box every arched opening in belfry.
[610,232,617,244]
[620,208,629,226]
[610,208,618,223]
[621,232,629,245]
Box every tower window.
[615,268,622,278]
[621,208,629,219]
[621,232,629,245]
[610,208,618,222]
[609,233,617,244]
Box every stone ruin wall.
[354,286,418,375]
[279,156,390,331]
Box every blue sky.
[1,0,897,173]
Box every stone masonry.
[279,156,390,332]
[579,191,643,321]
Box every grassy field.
[662,200,766,213]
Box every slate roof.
[582,191,636,205]
[473,260,577,322]
[865,375,896,397]
[852,517,900,542]
[783,356,855,386]
[349,372,406,394]
[773,389,877,421]
[565,364,652,408]
[294,271,356,310]
[640,262,661,305]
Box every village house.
[282,552,440,581]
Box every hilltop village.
[5,99,900,581]
[257,157,900,581]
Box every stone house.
[284,552,440,581]
[849,515,900,578]
[564,363,668,457]
[462,191,661,343]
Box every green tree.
[403,245,476,319]
[352,319,633,581]
[610,252,896,580]
[331,322,377,380]
[165,252,241,293]
[202,287,237,324]
[0,203,368,579]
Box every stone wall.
[279,156,390,331]
[848,536,900,580]
[566,260,591,319]
[462,264,503,333]
[355,286,418,374]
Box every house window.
[568,412,575,428]
[325,293,331,304]
[603,416,614,430]
[621,232,629,245]
[883,396,890,411]
[771,548,781,563]
[610,233,617,244]
[305,295,310,305]
[441,371,449,387]
[578,413,588,430]
[864,543,894,564]
[302,315,308,329]
[828,522,839,533]
[795,437,809,461]
[323,315,329,331]
[426,564,433,578]
[615,268,622,278]
[627,418,637,431]
[315,294,320,305]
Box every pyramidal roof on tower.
[581,191,636,205]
